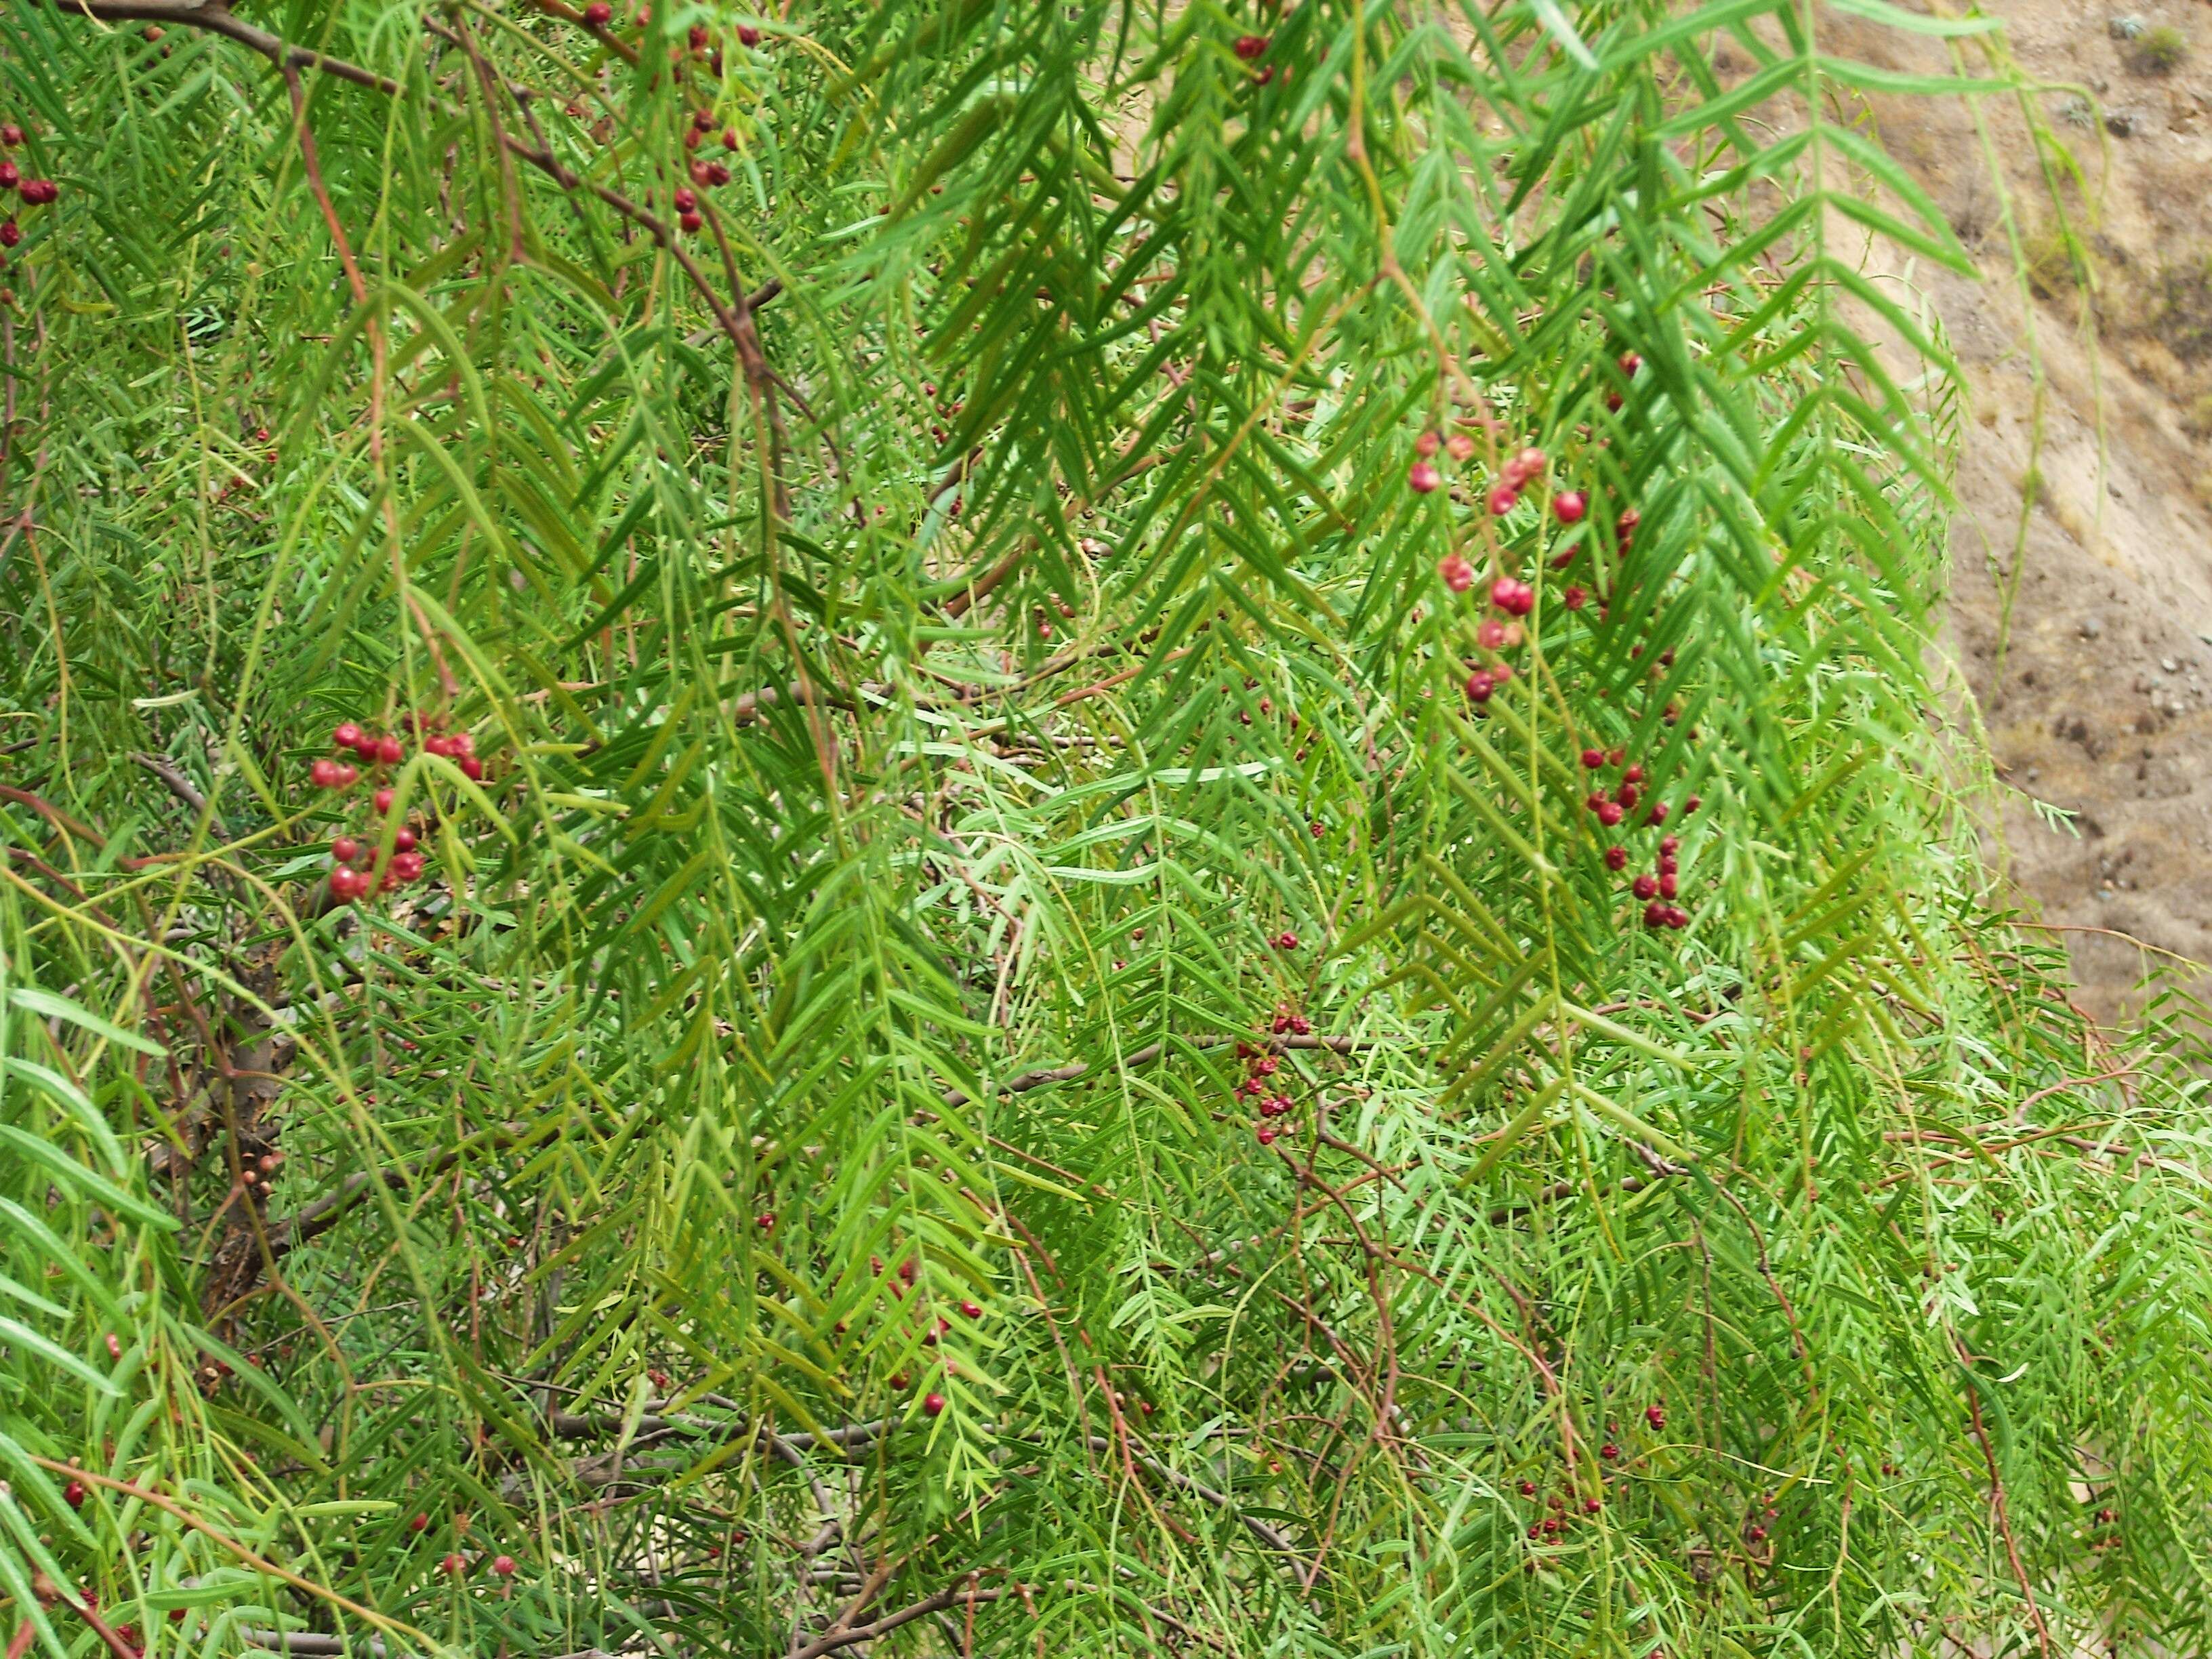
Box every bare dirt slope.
[1833,0,2212,1019]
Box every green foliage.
[2127,23,2189,73]
[1,0,2209,1656]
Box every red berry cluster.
[1607,352,1641,409]
[0,122,58,252]
[1515,1397,1664,1548]
[859,1252,978,1417]
[1484,445,1576,520]
[1409,427,1478,497]
[310,717,483,905]
[1235,1013,1309,1145]
[570,5,743,232]
[2088,1501,2119,1551]
[1228,28,1286,83]
[1433,443,1611,699]
[1579,750,1699,929]
[1520,1482,1603,1541]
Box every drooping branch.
[940,1032,1373,1111]
[244,1635,611,1659]
[48,0,403,91]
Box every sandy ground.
[1830,0,2212,1020]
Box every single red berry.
[691,111,714,135]
[1603,846,1627,871]
[1233,32,1269,58]
[1518,1480,1537,1496]
[1619,351,1641,375]
[755,1212,774,1229]
[1616,508,1641,535]
[332,722,363,750]
[687,22,708,47]
[1563,584,1588,609]
[1597,801,1624,827]
[19,180,54,205]
[410,1512,430,1532]
[582,1,612,24]
[1615,781,1639,808]
[1275,930,1298,950]
[1645,802,1669,825]
[390,851,425,884]
[1643,901,1668,929]
[1465,671,1494,703]
[167,1610,187,1624]
[1254,1124,1279,1145]
[1553,490,1586,524]
[680,209,703,232]
[392,825,417,852]
[1437,552,1475,593]
[459,754,485,780]
[1658,873,1677,899]
[367,735,398,764]
[1601,1443,1620,1459]
[1413,429,1441,458]
[922,1391,947,1416]
[1659,834,1679,855]
[334,763,359,787]
[491,1555,516,1578]
[1584,1498,1601,1513]
[960,1299,983,1318]
[1666,905,1688,928]
[64,1480,86,1508]
[1632,874,1657,901]
[310,758,344,789]
[674,186,697,212]
[0,220,19,249]
[1446,431,1475,461]
[1647,1404,1666,1427]
[1408,459,1442,494]
[105,1332,123,1360]
[1748,1525,1767,1542]
[0,161,16,191]
[372,787,394,814]
[1622,763,1644,783]
[329,866,367,903]
[737,22,761,44]
[1487,483,1518,516]
[1683,794,1701,814]
[1580,748,1605,770]
[723,127,739,149]
[442,1553,466,1576]
[0,125,20,147]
